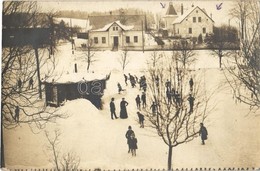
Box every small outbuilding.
[43,72,110,109]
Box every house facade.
[173,6,214,39]
[164,3,214,40]
[89,21,144,50]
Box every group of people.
[125,126,138,156]
[123,74,147,92]
[17,77,34,92]
[135,92,147,110]
[110,97,129,119]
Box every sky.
[38,1,237,27]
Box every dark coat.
[129,137,138,149]
[135,96,141,104]
[199,126,208,140]
[120,100,128,119]
[110,101,115,112]
[137,112,144,122]
[125,130,134,144]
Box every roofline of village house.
[173,6,215,25]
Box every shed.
[43,72,110,109]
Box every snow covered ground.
[3,41,260,170]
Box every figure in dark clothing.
[189,78,194,92]
[117,83,123,94]
[129,73,136,88]
[199,123,208,145]
[17,79,22,92]
[175,91,181,106]
[134,75,139,83]
[166,89,172,104]
[141,92,147,108]
[150,102,158,115]
[28,77,33,90]
[165,79,171,90]
[135,95,141,110]
[187,94,195,113]
[15,106,20,122]
[125,126,135,153]
[124,74,128,86]
[137,111,144,128]
[129,133,138,156]
[120,98,129,119]
[110,98,118,119]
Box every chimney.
[181,3,183,15]
[210,13,212,19]
[169,2,173,6]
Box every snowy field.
[3,41,260,170]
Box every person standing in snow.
[135,95,141,110]
[137,111,144,128]
[120,98,129,119]
[125,126,135,153]
[129,133,138,156]
[28,77,33,90]
[141,92,147,108]
[124,74,128,86]
[14,106,20,122]
[189,77,194,92]
[199,123,208,145]
[110,98,118,119]
[150,101,158,115]
[187,94,195,113]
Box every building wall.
[89,31,109,48]
[164,16,178,35]
[174,8,213,39]
[89,23,143,48]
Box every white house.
[89,20,144,50]
[172,6,214,39]
[164,3,214,39]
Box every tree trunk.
[34,47,42,99]
[167,146,173,171]
[219,56,222,68]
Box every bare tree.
[119,46,130,71]
[45,130,80,171]
[144,43,213,170]
[81,39,96,72]
[225,0,260,111]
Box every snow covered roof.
[172,6,214,24]
[45,72,109,84]
[91,20,134,32]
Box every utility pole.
[142,20,144,53]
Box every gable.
[173,6,214,24]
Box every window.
[134,36,138,43]
[198,17,201,22]
[115,27,118,31]
[196,10,198,13]
[102,37,106,44]
[189,28,192,34]
[193,17,196,23]
[203,27,206,34]
[113,27,115,31]
[94,37,98,44]
[126,36,130,43]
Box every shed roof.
[44,72,109,84]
